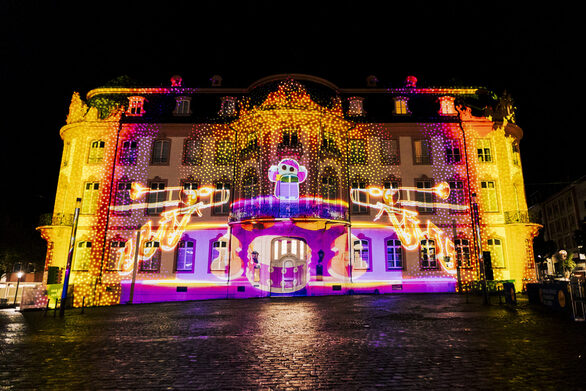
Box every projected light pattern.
[35,74,541,307]
[111,184,229,276]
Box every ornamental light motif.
[110,184,230,276]
[350,182,469,275]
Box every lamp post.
[13,271,23,307]
[60,198,81,317]
[471,194,489,305]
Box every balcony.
[38,213,74,227]
[504,210,530,224]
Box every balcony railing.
[504,210,530,224]
[38,213,75,227]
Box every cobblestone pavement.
[1,293,585,390]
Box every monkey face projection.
[268,159,307,200]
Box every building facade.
[36,74,540,306]
[529,175,586,266]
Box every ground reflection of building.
[36,74,540,306]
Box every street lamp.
[13,271,23,306]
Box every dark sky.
[1,0,583,224]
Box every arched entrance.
[269,237,308,295]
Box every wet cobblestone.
[1,294,585,390]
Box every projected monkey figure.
[268,158,307,201]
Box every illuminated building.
[529,175,586,264]
[36,74,540,306]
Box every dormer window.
[127,96,145,116]
[219,96,236,117]
[174,96,192,116]
[348,97,365,116]
[438,96,457,116]
[393,97,410,115]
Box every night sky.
[1,1,583,229]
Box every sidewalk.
[1,293,585,390]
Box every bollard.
[498,285,503,305]
[54,299,59,318]
[44,299,50,317]
[81,297,85,314]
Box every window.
[210,239,228,271]
[245,132,258,150]
[215,139,233,166]
[82,182,100,214]
[282,128,299,147]
[321,130,338,151]
[183,138,202,165]
[438,96,457,116]
[88,140,105,164]
[384,179,400,190]
[380,138,400,165]
[73,241,92,270]
[415,178,434,213]
[242,174,259,214]
[445,139,461,164]
[449,179,465,209]
[512,142,520,166]
[420,239,437,268]
[242,175,259,199]
[213,182,231,215]
[321,170,338,201]
[114,180,132,214]
[141,241,160,271]
[353,239,371,271]
[393,97,409,115]
[351,179,368,214]
[480,181,498,212]
[455,238,471,267]
[119,140,138,165]
[349,139,367,165]
[127,96,145,116]
[386,238,403,269]
[487,238,505,268]
[151,139,170,165]
[347,97,365,116]
[219,96,236,117]
[107,241,125,270]
[413,139,431,165]
[62,141,71,167]
[174,96,191,116]
[176,240,195,271]
[147,181,166,215]
[476,139,492,163]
